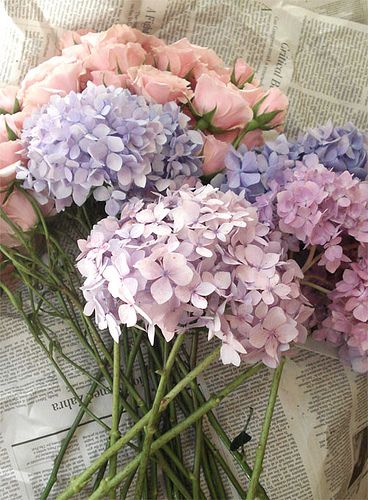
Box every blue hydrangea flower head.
[17,83,203,215]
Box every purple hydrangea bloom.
[297,121,368,180]
[214,122,367,204]
[212,139,294,201]
[17,83,203,215]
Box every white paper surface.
[0,1,367,499]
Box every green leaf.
[12,97,20,114]
[202,106,217,124]
[5,120,18,141]
[256,110,281,127]
[252,94,268,116]
[0,107,8,115]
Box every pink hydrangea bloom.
[314,246,368,373]
[77,185,311,367]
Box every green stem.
[40,377,101,499]
[57,345,221,499]
[109,341,121,499]
[301,280,331,295]
[301,245,316,273]
[246,359,285,500]
[232,120,259,149]
[201,446,218,499]
[203,435,246,498]
[174,356,268,500]
[119,471,136,500]
[134,334,185,499]
[171,368,246,498]
[88,363,262,499]
[191,334,202,500]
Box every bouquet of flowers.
[1,23,367,500]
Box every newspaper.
[0,1,367,499]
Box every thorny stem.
[246,359,285,500]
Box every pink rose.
[0,189,37,247]
[0,141,22,179]
[153,42,198,77]
[233,58,259,87]
[193,74,253,130]
[214,128,264,149]
[90,25,164,52]
[0,111,27,142]
[128,66,193,104]
[171,39,224,70]
[192,63,231,84]
[0,86,19,113]
[202,135,229,175]
[257,88,288,128]
[239,83,265,108]
[84,42,146,73]
[89,70,130,87]
[58,29,92,50]
[62,43,92,60]
[241,129,264,149]
[19,56,83,110]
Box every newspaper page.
[1,1,367,499]
[199,346,368,500]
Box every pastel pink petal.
[135,258,162,280]
[115,253,130,276]
[262,253,280,268]
[253,273,269,289]
[263,307,287,331]
[123,277,138,297]
[262,290,275,305]
[118,304,137,327]
[163,253,193,286]
[276,323,298,343]
[83,301,95,316]
[265,336,279,358]
[106,314,121,343]
[220,344,241,366]
[245,244,263,267]
[196,247,213,257]
[196,281,216,296]
[248,325,267,348]
[175,286,191,302]
[238,265,256,283]
[214,272,231,289]
[274,284,291,297]
[151,276,173,304]
[192,293,208,309]
[353,303,368,322]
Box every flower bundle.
[0,21,367,500]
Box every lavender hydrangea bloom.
[297,121,368,180]
[17,83,203,215]
[213,140,294,202]
[215,122,367,203]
